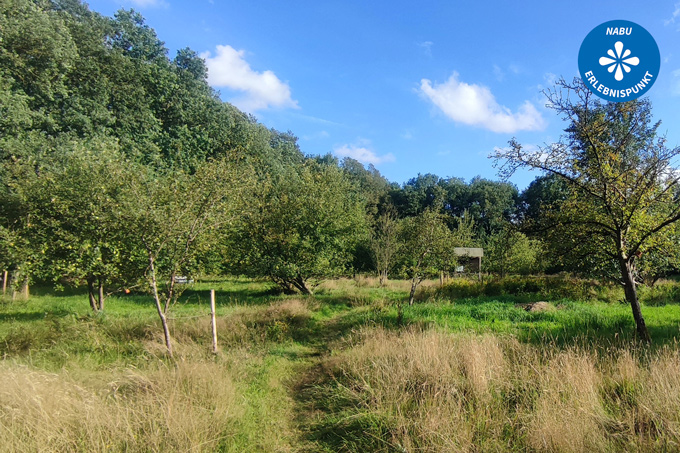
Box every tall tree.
[390,173,445,217]
[484,225,543,277]
[494,78,680,342]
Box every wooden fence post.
[210,289,218,354]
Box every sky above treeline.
[86,0,680,189]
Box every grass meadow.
[2,276,680,451]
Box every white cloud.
[492,144,548,163]
[333,143,395,165]
[665,2,680,27]
[543,72,558,86]
[420,72,546,133]
[536,72,558,94]
[200,45,298,112]
[672,69,680,96]
[508,64,522,75]
[292,113,342,126]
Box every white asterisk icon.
[599,41,640,82]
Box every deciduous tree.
[122,157,251,357]
[370,207,400,286]
[494,78,680,342]
[398,209,453,306]
[230,161,367,294]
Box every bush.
[436,275,624,302]
[638,280,680,306]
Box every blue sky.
[86,0,680,189]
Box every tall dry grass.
[0,360,242,452]
[319,276,444,292]
[0,299,318,452]
[312,327,680,452]
[174,298,314,347]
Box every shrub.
[436,275,624,303]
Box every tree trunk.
[21,277,29,300]
[87,277,99,312]
[98,278,105,312]
[272,276,296,294]
[148,255,174,358]
[294,275,313,295]
[408,277,418,306]
[2,270,7,296]
[619,258,651,343]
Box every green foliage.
[339,156,391,215]
[369,207,400,285]
[495,78,680,342]
[389,174,519,236]
[9,140,146,308]
[397,209,460,305]
[483,225,544,277]
[398,210,452,279]
[229,161,368,294]
[436,275,624,303]
[121,157,252,288]
[0,0,308,297]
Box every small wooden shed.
[454,247,483,279]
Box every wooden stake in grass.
[210,289,218,354]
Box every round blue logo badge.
[578,20,660,102]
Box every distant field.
[1,276,680,452]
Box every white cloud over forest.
[333,143,395,165]
[420,72,546,133]
[201,45,298,112]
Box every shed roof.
[454,247,483,258]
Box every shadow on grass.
[21,285,86,298]
[24,278,284,305]
[0,310,73,322]
[119,282,284,308]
